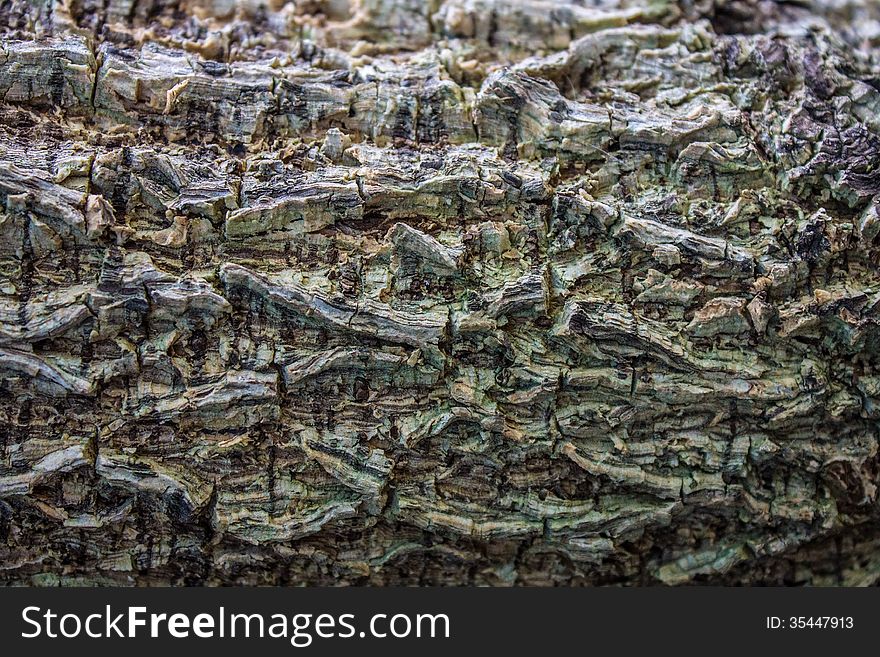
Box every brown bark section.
[1,1,880,585]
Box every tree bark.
[1,0,880,585]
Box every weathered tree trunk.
[1,0,880,585]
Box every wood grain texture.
[1,0,880,585]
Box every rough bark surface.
[1,0,880,585]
